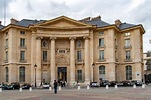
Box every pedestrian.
[53,80,58,94]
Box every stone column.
[50,37,56,82]
[69,37,76,85]
[84,36,90,84]
[36,37,42,86]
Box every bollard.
[133,84,136,88]
[115,85,118,89]
[58,86,61,90]
[49,86,52,91]
[87,85,90,89]
[19,88,22,92]
[78,85,80,90]
[142,84,145,88]
[0,88,2,92]
[29,87,32,91]
[106,85,109,89]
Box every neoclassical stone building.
[0,16,145,86]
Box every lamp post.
[92,62,95,82]
[34,63,37,87]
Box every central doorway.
[58,67,67,82]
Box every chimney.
[91,15,101,21]
[10,18,18,24]
[80,17,91,21]
[115,19,121,27]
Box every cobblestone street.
[0,86,151,100]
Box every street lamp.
[34,63,37,87]
[92,62,95,82]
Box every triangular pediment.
[34,16,92,28]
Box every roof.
[0,25,4,29]
[119,23,137,30]
[15,19,45,27]
[83,19,110,27]
[0,16,142,31]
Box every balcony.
[98,59,106,62]
[124,45,132,49]
[19,46,27,49]
[98,45,106,49]
[19,59,27,63]
[4,60,8,63]
[76,59,84,65]
[5,45,9,49]
[42,60,49,64]
[124,58,132,62]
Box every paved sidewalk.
[0,86,151,100]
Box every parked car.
[100,80,111,87]
[121,80,134,86]
[90,82,100,87]
[131,80,143,86]
[42,83,50,89]
[0,84,9,90]
[10,82,20,89]
[21,83,31,89]
[110,81,117,87]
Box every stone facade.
[0,16,145,86]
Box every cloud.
[0,0,150,52]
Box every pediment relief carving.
[56,56,69,64]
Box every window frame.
[19,66,25,82]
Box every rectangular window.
[126,50,130,60]
[20,38,25,47]
[99,31,104,35]
[99,50,104,60]
[59,50,65,53]
[43,51,47,61]
[77,51,82,61]
[99,38,104,47]
[6,39,8,47]
[125,39,130,47]
[126,66,132,80]
[77,70,82,81]
[6,67,9,82]
[20,51,25,60]
[6,51,8,61]
[20,31,25,35]
[19,67,25,82]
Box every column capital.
[83,36,89,40]
[50,37,57,40]
[36,36,43,40]
[69,37,76,40]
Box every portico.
[30,16,93,86]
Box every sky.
[0,0,151,53]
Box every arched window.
[19,66,25,82]
[126,65,132,80]
[5,67,9,82]
[99,65,106,80]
